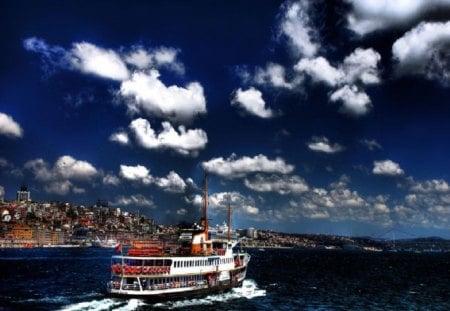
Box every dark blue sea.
[1,248,450,310]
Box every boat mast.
[203,172,208,237]
[227,197,231,242]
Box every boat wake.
[58,280,264,311]
[154,279,266,309]
[59,298,147,311]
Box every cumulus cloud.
[290,178,392,225]
[410,179,450,193]
[0,113,23,138]
[342,48,381,85]
[109,131,129,146]
[103,174,120,186]
[294,48,381,87]
[307,136,344,154]
[24,38,130,81]
[392,21,450,84]
[372,160,405,176]
[254,63,298,89]
[44,180,73,195]
[125,46,185,74]
[202,154,294,179]
[119,70,206,123]
[395,178,450,229]
[194,191,260,217]
[294,48,380,116]
[127,118,207,156]
[154,171,187,193]
[111,194,155,208]
[330,85,372,116]
[70,42,130,81]
[0,185,4,200]
[244,174,309,194]
[279,1,319,57]
[119,164,152,184]
[119,164,187,193]
[346,0,450,35]
[25,155,98,181]
[24,37,188,82]
[24,156,98,194]
[294,57,343,87]
[231,88,275,119]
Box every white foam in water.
[59,298,123,311]
[114,299,147,311]
[60,298,147,311]
[155,279,266,309]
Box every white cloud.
[119,164,187,193]
[119,70,206,123]
[202,154,294,179]
[23,37,69,76]
[307,136,344,154]
[294,48,381,87]
[254,63,297,89]
[54,156,98,180]
[392,21,450,84]
[346,0,450,35]
[125,46,185,74]
[0,185,4,200]
[119,164,152,184]
[103,174,120,186]
[205,191,260,217]
[330,85,372,116]
[288,179,393,226]
[410,179,450,193]
[0,113,23,138]
[279,1,319,57]
[294,57,343,87]
[25,155,98,181]
[109,131,129,145]
[125,48,152,69]
[128,118,207,156]
[293,48,380,117]
[44,180,73,195]
[342,48,381,85]
[70,42,130,81]
[244,174,309,194]
[372,160,405,176]
[154,171,187,193]
[111,194,155,208]
[231,88,275,119]
[25,156,98,195]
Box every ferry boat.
[92,236,120,248]
[106,176,251,300]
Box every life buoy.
[143,266,149,274]
[136,266,142,274]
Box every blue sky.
[1,0,450,237]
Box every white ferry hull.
[106,254,249,301]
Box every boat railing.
[111,264,170,275]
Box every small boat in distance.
[92,236,119,248]
[106,174,251,300]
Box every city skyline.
[1,0,450,237]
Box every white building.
[16,185,31,202]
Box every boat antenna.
[203,171,208,237]
[227,196,231,242]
